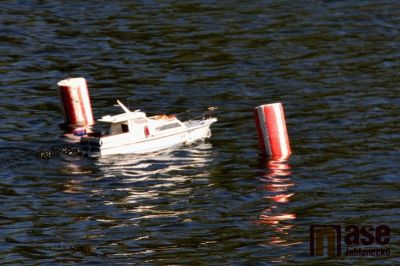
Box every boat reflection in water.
[91,143,214,217]
[257,155,297,247]
[95,143,212,178]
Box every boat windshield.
[110,122,130,135]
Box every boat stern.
[80,136,102,157]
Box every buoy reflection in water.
[258,155,296,247]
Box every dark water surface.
[1,0,400,264]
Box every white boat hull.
[81,118,216,157]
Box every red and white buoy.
[57,77,94,126]
[254,103,291,157]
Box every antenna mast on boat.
[117,100,131,113]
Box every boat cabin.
[97,110,185,139]
[97,111,147,136]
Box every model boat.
[80,100,217,157]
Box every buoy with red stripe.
[57,77,94,126]
[254,103,291,157]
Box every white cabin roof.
[98,111,147,123]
